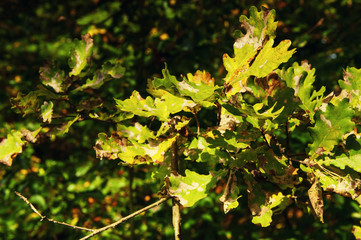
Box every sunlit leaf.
[280,61,325,122]
[352,225,361,239]
[219,171,241,213]
[223,7,295,96]
[169,169,213,207]
[68,34,93,76]
[0,131,25,166]
[315,170,361,202]
[235,6,278,48]
[94,132,177,164]
[153,68,220,106]
[117,122,156,144]
[338,67,361,110]
[309,99,355,157]
[115,91,196,121]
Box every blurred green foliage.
[2,0,361,239]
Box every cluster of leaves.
[3,3,361,240]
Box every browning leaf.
[308,180,324,223]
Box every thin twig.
[260,128,271,149]
[15,192,95,232]
[79,197,169,240]
[128,167,135,239]
[285,120,291,164]
[193,112,200,135]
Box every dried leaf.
[308,180,324,223]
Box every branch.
[15,192,95,232]
[79,197,169,240]
[170,133,182,240]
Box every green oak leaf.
[57,115,80,135]
[118,136,176,164]
[251,192,289,227]
[247,39,295,79]
[94,132,123,160]
[94,132,176,164]
[338,67,361,110]
[219,171,241,213]
[68,34,93,77]
[101,59,125,79]
[185,136,230,164]
[321,154,361,173]
[40,101,53,123]
[152,68,219,106]
[320,135,361,173]
[314,170,361,202]
[74,59,125,91]
[207,130,249,151]
[309,99,355,158]
[11,86,64,117]
[244,170,290,227]
[280,61,325,122]
[117,122,155,144]
[169,169,213,207]
[221,101,284,130]
[223,6,295,96]
[11,91,40,116]
[115,91,196,121]
[267,87,298,123]
[236,6,278,47]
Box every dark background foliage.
[2,0,361,239]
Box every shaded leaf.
[74,59,125,91]
[39,63,66,93]
[40,101,53,123]
[244,170,289,227]
[57,115,80,135]
[219,171,241,213]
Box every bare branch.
[15,192,95,232]
[172,198,182,240]
[79,197,169,240]
[170,126,182,240]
